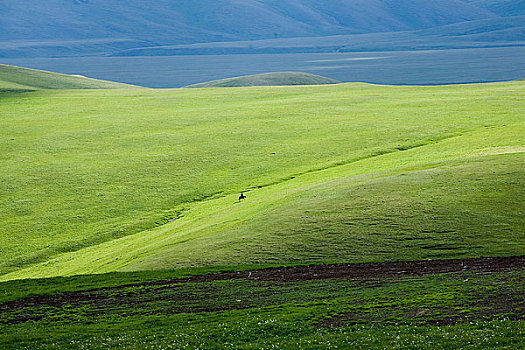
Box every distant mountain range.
[0,0,523,57]
[114,16,525,56]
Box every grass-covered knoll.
[0,264,523,349]
[0,64,136,90]
[1,81,524,280]
[186,72,339,88]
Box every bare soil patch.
[1,256,523,323]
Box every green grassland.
[186,72,339,88]
[0,64,136,91]
[1,81,524,281]
[1,73,524,349]
[0,266,523,349]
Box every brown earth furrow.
[1,256,523,312]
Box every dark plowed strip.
[1,256,523,311]
[166,256,525,284]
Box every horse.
[239,192,246,201]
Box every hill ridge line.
[242,132,465,194]
[193,122,516,210]
[152,131,468,222]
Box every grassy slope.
[1,81,524,280]
[0,64,136,90]
[186,72,339,88]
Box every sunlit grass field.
[1,81,524,280]
[1,77,524,349]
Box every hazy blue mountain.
[461,0,525,16]
[112,16,525,56]
[0,0,507,57]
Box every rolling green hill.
[1,81,523,281]
[186,72,339,88]
[0,64,136,90]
